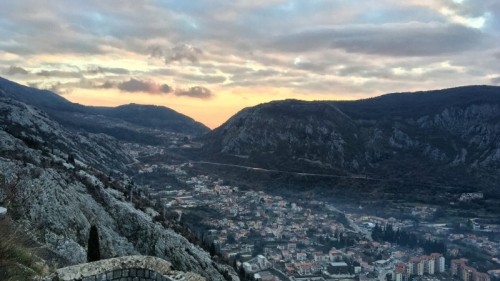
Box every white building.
[430,253,446,273]
[425,258,435,275]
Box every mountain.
[0,97,232,280]
[0,77,209,142]
[202,86,500,200]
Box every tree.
[227,233,237,244]
[209,241,217,256]
[87,225,101,262]
[238,266,246,280]
[67,153,75,165]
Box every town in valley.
[122,142,500,281]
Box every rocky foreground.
[0,97,236,280]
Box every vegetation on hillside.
[0,217,51,281]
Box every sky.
[1,0,499,128]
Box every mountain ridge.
[202,85,500,199]
[0,95,232,281]
[0,77,210,140]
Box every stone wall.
[46,256,205,281]
[71,268,172,281]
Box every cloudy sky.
[1,0,499,128]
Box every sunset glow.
[1,0,499,128]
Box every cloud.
[175,86,213,99]
[159,84,173,93]
[292,57,330,72]
[98,80,116,89]
[46,82,73,96]
[36,70,83,78]
[27,82,40,88]
[3,65,29,75]
[86,66,130,75]
[117,78,172,94]
[149,46,164,59]
[491,76,500,85]
[99,78,212,99]
[0,0,499,116]
[337,65,395,79]
[151,44,203,64]
[180,73,227,84]
[271,23,483,56]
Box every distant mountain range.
[202,85,500,199]
[0,77,209,144]
[1,76,499,275]
[1,76,499,204]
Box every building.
[409,257,425,276]
[257,255,270,269]
[297,262,312,275]
[254,271,279,281]
[407,254,445,276]
[243,255,271,274]
[451,259,491,281]
[329,248,342,261]
[394,263,408,281]
[475,272,491,281]
[424,257,435,275]
[314,252,329,262]
[430,253,446,273]
[297,252,307,261]
[451,259,465,276]
[327,262,350,275]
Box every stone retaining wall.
[46,256,205,281]
[74,268,172,281]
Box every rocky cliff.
[203,86,500,196]
[0,97,233,281]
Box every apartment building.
[451,259,491,281]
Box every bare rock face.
[0,98,234,281]
[0,98,133,173]
[205,100,359,170]
[203,86,500,195]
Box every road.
[325,205,373,241]
[190,161,374,180]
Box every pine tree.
[67,153,75,165]
[87,225,101,262]
[209,242,217,256]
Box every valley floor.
[127,146,500,281]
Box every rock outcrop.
[0,97,233,281]
[203,86,500,196]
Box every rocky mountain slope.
[0,77,209,143]
[203,86,500,196]
[0,97,232,280]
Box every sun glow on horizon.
[1,0,499,128]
